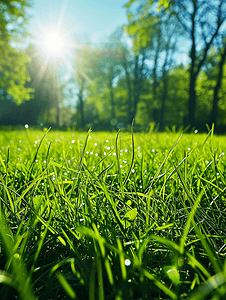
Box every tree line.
[0,0,226,132]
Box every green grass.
[0,126,226,299]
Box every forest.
[0,0,226,132]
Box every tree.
[26,45,54,123]
[72,36,97,128]
[0,0,33,105]
[209,40,226,126]
[72,29,130,129]
[0,42,33,104]
[125,0,226,128]
[94,28,126,121]
[159,0,226,127]
[112,28,149,125]
[125,1,182,128]
[0,0,31,40]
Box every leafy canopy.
[0,0,33,104]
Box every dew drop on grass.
[14,253,20,259]
[25,124,29,128]
[125,259,131,266]
[71,140,75,144]
[94,143,97,146]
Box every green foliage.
[0,0,33,104]
[0,41,33,104]
[0,0,32,41]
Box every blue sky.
[28,0,128,44]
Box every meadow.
[0,126,226,299]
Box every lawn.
[0,127,226,299]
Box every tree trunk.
[109,86,115,119]
[78,92,85,128]
[188,7,197,127]
[131,55,142,124]
[57,100,61,127]
[152,41,160,123]
[209,43,226,126]
[77,81,85,128]
[159,71,168,130]
[188,72,196,126]
[109,68,116,119]
[123,60,132,125]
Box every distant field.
[0,128,226,299]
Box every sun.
[40,29,68,58]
